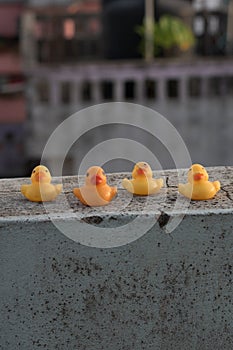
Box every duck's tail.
[73,188,88,205]
[21,184,29,197]
[110,186,117,200]
[156,178,164,189]
[55,184,62,195]
[213,181,220,192]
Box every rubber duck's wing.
[178,184,193,198]
[158,178,164,187]
[147,178,163,194]
[122,178,134,194]
[153,178,164,188]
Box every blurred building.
[0,0,26,177]
[24,0,102,64]
[21,0,233,175]
[228,0,233,52]
[193,0,230,55]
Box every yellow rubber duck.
[178,164,220,200]
[73,166,117,206]
[21,165,62,202]
[122,162,164,195]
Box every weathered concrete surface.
[0,167,233,349]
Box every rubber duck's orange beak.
[137,168,145,176]
[35,171,46,182]
[193,173,204,181]
[91,174,103,185]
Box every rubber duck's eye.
[86,172,89,177]
[33,170,36,173]
[45,169,48,172]
[143,163,147,167]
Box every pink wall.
[0,52,22,74]
[0,4,24,37]
[0,52,25,122]
[0,96,26,123]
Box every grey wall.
[0,167,233,349]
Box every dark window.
[145,80,156,99]
[167,79,179,98]
[124,81,135,100]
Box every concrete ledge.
[0,167,233,349]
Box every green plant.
[136,15,195,57]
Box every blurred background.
[0,0,232,177]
